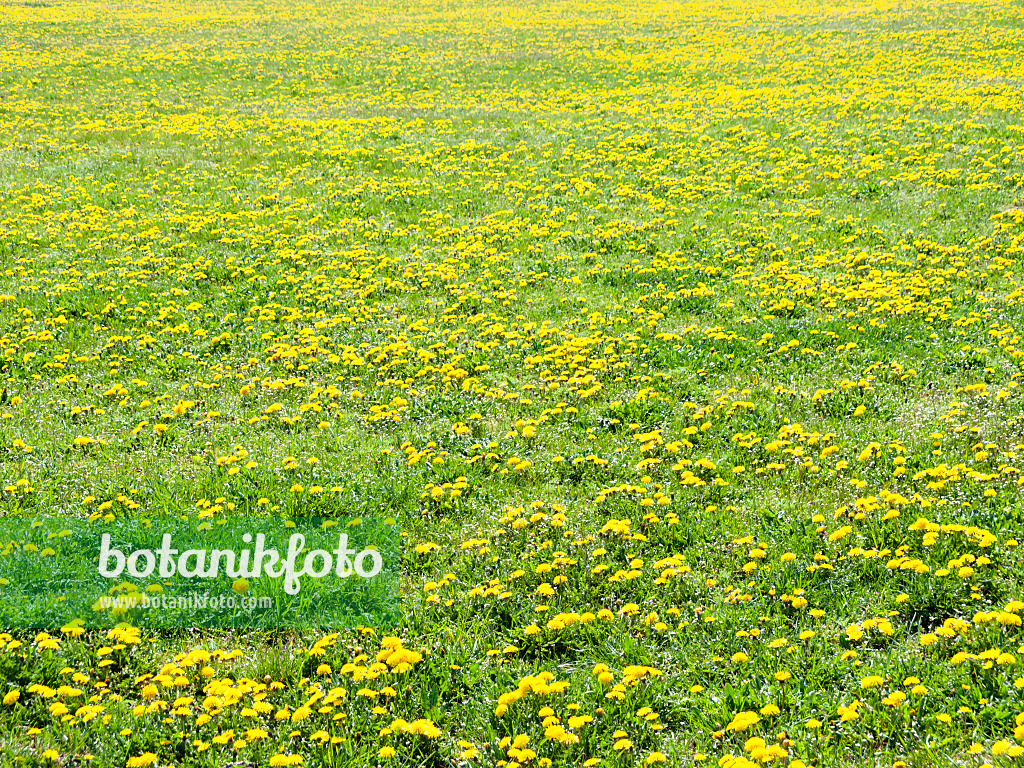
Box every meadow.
[1,0,1024,765]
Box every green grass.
[1,0,1024,765]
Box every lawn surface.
[1,0,1024,765]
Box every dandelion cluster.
[2,0,1024,765]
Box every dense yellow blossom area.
[2,0,1024,764]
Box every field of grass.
[2,0,1024,765]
